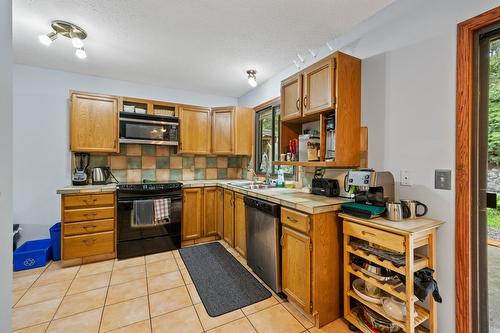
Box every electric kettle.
[92,167,111,185]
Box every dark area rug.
[179,242,271,317]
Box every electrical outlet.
[400,170,411,186]
[435,169,452,190]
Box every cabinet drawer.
[64,207,115,222]
[281,207,310,234]
[64,193,115,208]
[63,231,114,259]
[343,221,405,253]
[64,219,114,236]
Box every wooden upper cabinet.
[281,74,302,121]
[179,105,211,154]
[212,108,234,154]
[70,92,120,153]
[211,107,254,155]
[182,188,203,241]
[303,56,335,116]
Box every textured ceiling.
[13,0,394,98]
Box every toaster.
[311,178,340,197]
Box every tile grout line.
[144,257,153,333]
[98,257,116,333]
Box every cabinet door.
[182,188,203,241]
[203,187,218,237]
[212,108,234,154]
[303,57,335,116]
[233,107,254,155]
[282,226,311,313]
[281,74,302,121]
[179,106,211,154]
[234,193,246,257]
[223,190,234,246]
[216,188,224,238]
[70,93,120,153]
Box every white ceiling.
[13,0,394,98]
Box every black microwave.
[119,112,179,146]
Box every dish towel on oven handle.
[132,200,154,226]
[154,198,170,224]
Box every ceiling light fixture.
[246,69,257,87]
[39,20,88,59]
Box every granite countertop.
[57,179,352,214]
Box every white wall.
[238,0,500,331]
[13,65,237,243]
[0,0,13,329]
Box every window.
[255,103,294,176]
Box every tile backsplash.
[85,144,249,183]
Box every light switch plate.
[400,170,411,186]
[435,169,452,190]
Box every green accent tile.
[206,157,217,168]
[194,169,206,180]
[127,156,142,169]
[217,168,228,179]
[113,170,127,183]
[156,156,170,169]
[170,169,183,181]
[142,145,156,156]
[183,156,194,168]
[89,155,108,167]
[141,169,155,181]
[228,156,240,168]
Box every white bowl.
[352,278,383,304]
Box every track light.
[70,32,84,48]
[246,70,257,87]
[38,32,58,46]
[75,47,87,59]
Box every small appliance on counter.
[91,166,118,185]
[312,178,340,197]
[72,153,89,186]
[341,170,395,219]
[325,113,336,161]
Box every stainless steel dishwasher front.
[244,196,281,293]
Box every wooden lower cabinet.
[234,193,246,257]
[203,187,218,237]
[223,189,235,246]
[61,192,116,266]
[182,188,203,240]
[216,188,224,237]
[280,207,342,327]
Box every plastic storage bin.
[13,239,52,271]
[50,223,61,261]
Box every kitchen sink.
[228,181,270,190]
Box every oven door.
[117,195,181,242]
[120,117,178,145]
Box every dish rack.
[340,214,443,333]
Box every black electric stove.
[116,181,183,259]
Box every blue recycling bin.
[13,239,52,271]
[50,223,61,261]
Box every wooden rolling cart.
[339,214,444,333]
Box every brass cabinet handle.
[280,235,284,247]
[295,98,300,111]
[286,216,298,223]
[361,230,376,237]
[303,96,307,109]
[82,238,97,245]
[82,225,97,231]
[83,213,97,217]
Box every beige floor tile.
[174,256,187,269]
[282,301,315,329]
[12,298,62,331]
[16,280,72,307]
[13,274,39,291]
[13,321,50,333]
[206,317,257,333]
[113,256,145,270]
[106,278,147,305]
[186,284,201,304]
[45,261,67,271]
[247,304,305,333]
[147,271,184,294]
[149,285,192,317]
[13,266,46,279]
[12,288,28,307]
[47,308,102,333]
[54,287,107,319]
[67,271,111,295]
[180,269,193,284]
[242,296,279,316]
[308,319,351,333]
[100,296,149,332]
[145,251,174,264]
[172,250,181,259]
[34,266,79,287]
[146,258,178,276]
[194,303,245,331]
[108,320,151,333]
[78,260,114,277]
[151,306,203,333]
[110,265,146,286]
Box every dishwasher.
[244,196,281,293]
